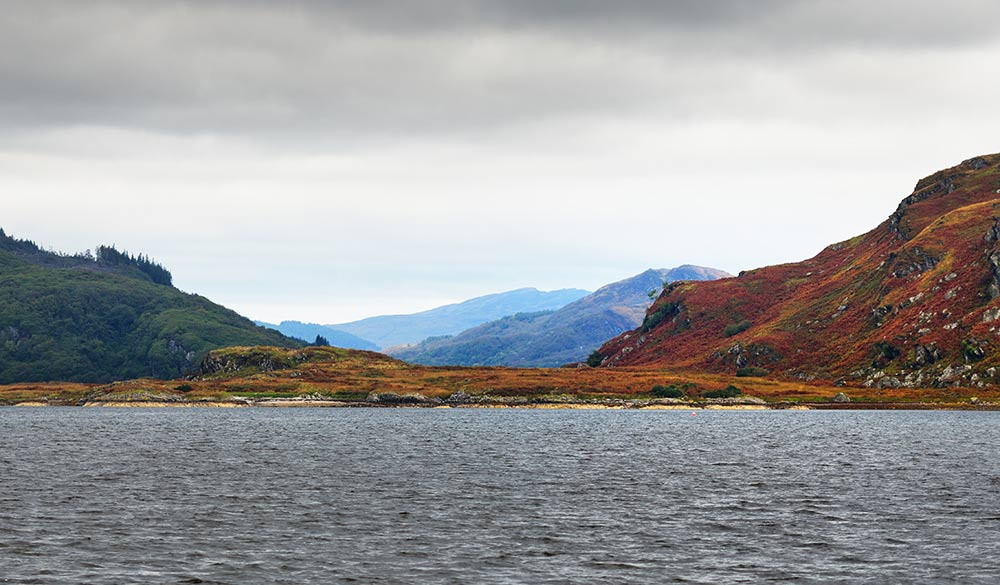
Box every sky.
[4,0,1000,324]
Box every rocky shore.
[5,390,998,410]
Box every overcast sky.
[4,0,999,323]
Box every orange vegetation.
[1,346,997,407]
[598,154,1000,389]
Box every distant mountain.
[0,229,299,383]
[389,266,731,367]
[255,320,378,351]
[329,287,591,349]
[596,154,1000,389]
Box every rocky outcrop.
[715,342,782,369]
[366,392,442,405]
[890,247,941,278]
[889,176,956,238]
[913,343,942,366]
[198,349,303,376]
[987,251,1000,300]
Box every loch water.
[2,407,1000,584]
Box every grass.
[3,345,997,407]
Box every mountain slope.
[329,287,590,349]
[255,320,378,350]
[390,266,731,367]
[0,229,299,383]
[596,154,1000,389]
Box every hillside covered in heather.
[595,154,1000,389]
[391,266,731,367]
[0,229,299,383]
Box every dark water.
[2,408,1000,584]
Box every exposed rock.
[890,247,941,278]
[167,339,196,362]
[199,349,301,375]
[937,364,972,385]
[833,392,851,403]
[985,217,1000,243]
[89,390,185,403]
[890,176,957,238]
[877,376,902,389]
[704,396,767,406]
[445,391,473,404]
[720,342,782,369]
[964,156,990,170]
[872,304,893,322]
[902,371,925,388]
[913,343,942,366]
[366,392,441,405]
[646,397,687,406]
[988,251,1000,299]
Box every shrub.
[641,302,680,333]
[174,384,193,393]
[872,341,901,367]
[704,385,742,399]
[723,320,752,337]
[651,384,685,398]
[962,339,986,362]
[736,366,769,377]
[585,350,604,367]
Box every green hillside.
[0,229,299,383]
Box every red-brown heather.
[597,154,1000,389]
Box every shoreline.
[6,399,998,411]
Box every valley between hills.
[4,154,1000,409]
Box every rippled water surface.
[2,408,1000,584]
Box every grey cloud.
[1,0,999,143]
[240,0,1000,47]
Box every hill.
[255,320,378,350]
[329,287,590,349]
[390,266,731,367]
[596,154,1000,389]
[10,345,992,408]
[0,229,299,383]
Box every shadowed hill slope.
[329,287,590,349]
[596,154,1000,389]
[390,266,731,367]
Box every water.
[2,408,999,584]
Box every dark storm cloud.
[2,0,998,140]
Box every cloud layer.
[3,1,1000,322]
